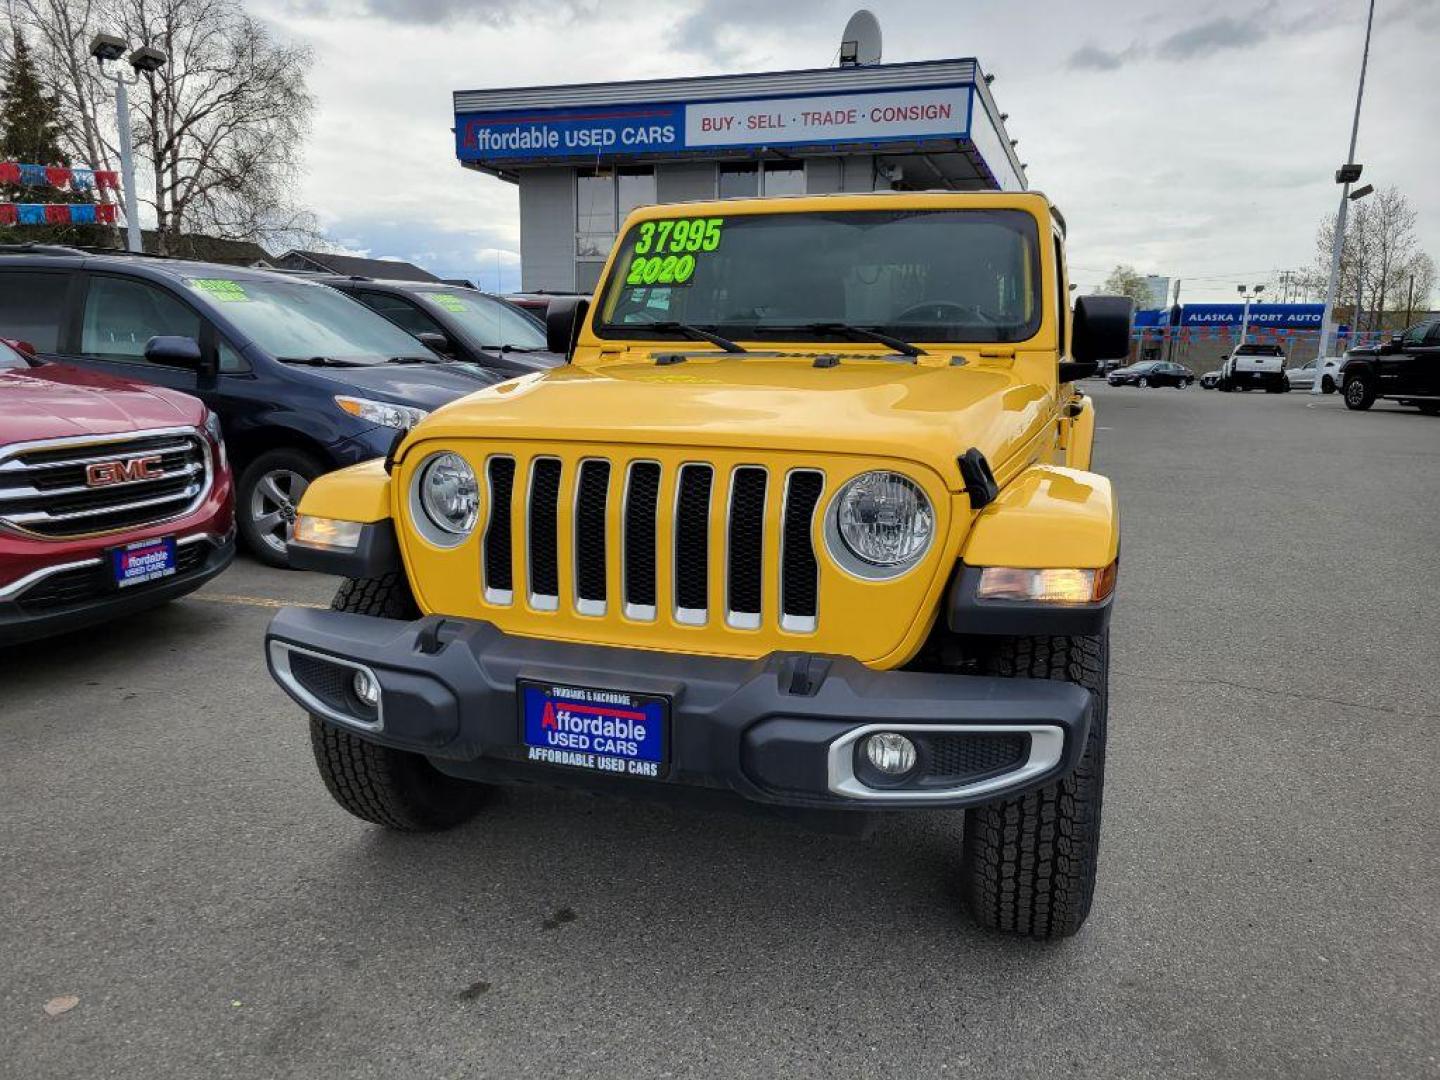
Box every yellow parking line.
[188,593,328,610]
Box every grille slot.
[527,458,562,609]
[780,471,824,631]
[483,456,515,603]
[623,461,661,620]
[574,459,610,615]
[0,429,210,538]
[673,464,713,624]
[919,733,1029,784]
[726,467,767,628]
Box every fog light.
[352,669,380,708]
[864,732,917,776]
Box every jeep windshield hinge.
[958,448,1000,511]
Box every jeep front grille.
[478,454,826,633]
[0,428,211,538]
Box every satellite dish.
[839,10,882,66]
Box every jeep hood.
[407,357,1056,490]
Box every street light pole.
[110,72,142,253]
[1237,284,1264,344]
[1314,0,1377,389]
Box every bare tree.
[9,0,319,252]
[1309,186,1435,331]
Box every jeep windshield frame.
[593,208,1044,347]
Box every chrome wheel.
[249,468,309,557]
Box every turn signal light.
[294,515,363,551]
[976,561,1118,604]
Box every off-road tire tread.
[307,573,486,831]
[961,633,1107,940]
[331,572,420,619]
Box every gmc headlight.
[335,395,428,430]
[825,471,934,579]
[202,408,227,469]
[410,452,478,545]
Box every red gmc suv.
[1,338,235,645]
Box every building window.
[761,162,805,196]
[718,163,759,199]
[577,167,656,258]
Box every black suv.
[1341,319,1440,413]
[306,277,563,375]
[0,247,512,567]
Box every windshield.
[596,209,1042,345]
[0,341,30,370]
[416,289,546,349]
[181,276,434,363]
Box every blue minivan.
[0,247,512,566]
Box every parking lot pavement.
[3,385,1437,1080]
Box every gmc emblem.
[86,455,165,487]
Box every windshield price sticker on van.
[624,217,724,288]
[187,278,249,302]
[431,294,468,313]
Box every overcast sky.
[252,0,1439,303]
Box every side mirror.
[1068,295,1133,381]
[144,334,202,365]
[416,331,452,355]
[1383,333,1404,353]
[546,296,591,360]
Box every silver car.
[1286,355,1345,394]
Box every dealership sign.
[1178,303,1325,328]
[456,84,973,163]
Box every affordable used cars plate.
[111,536,177,588]
[519,681,669,779]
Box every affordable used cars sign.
[456,85,972,163]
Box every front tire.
[237,449,324,568]
[1137,376,1149,388]
[309,573,490,831]
[1321,375,1336,394]
[960,633,1108,939]
[1344,377,1375,411]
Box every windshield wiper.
[479,344,538,353]
[386,355,446,364]
[278,355,367,367]
[795,322,927,357]
[638,322,748,354]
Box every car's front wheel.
[1137,376,1149,388]
[960,632,1108,939]
[1321,375,1336,394]
[309,573,491,831]
[237,449,324,568]
[1344,377,1376,411]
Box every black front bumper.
[0,532,235,647]
[265,609,1093,811]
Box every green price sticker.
[188,278,249,303]
[431,294,467,313]
[633,217,723,257]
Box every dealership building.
[452,58,1026,292]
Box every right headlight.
[825,471,934,580]
[410,451,478,546]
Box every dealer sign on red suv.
[0,339,236,645]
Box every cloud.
[672,0,841,63]
[1156,15,1268,59]
[1067,43,1138,71]
[281,0,595,26]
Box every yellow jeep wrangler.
[266,191,1132,939]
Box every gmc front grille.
[0,428,211,539]
[478,454,825,633]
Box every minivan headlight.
[825,471,934,579]
[411,452,478,543]
[335,395,428,430]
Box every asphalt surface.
[3,384,1437,1080]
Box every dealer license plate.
[111,536,177,588]
[519,681,669,779]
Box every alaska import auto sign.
[456,84,973,163]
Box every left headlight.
[335,395,428,430]
[825,471,934,579]
[410,451,478,545]
[202,409,227,469]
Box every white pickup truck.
[1219,344,1288,393]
